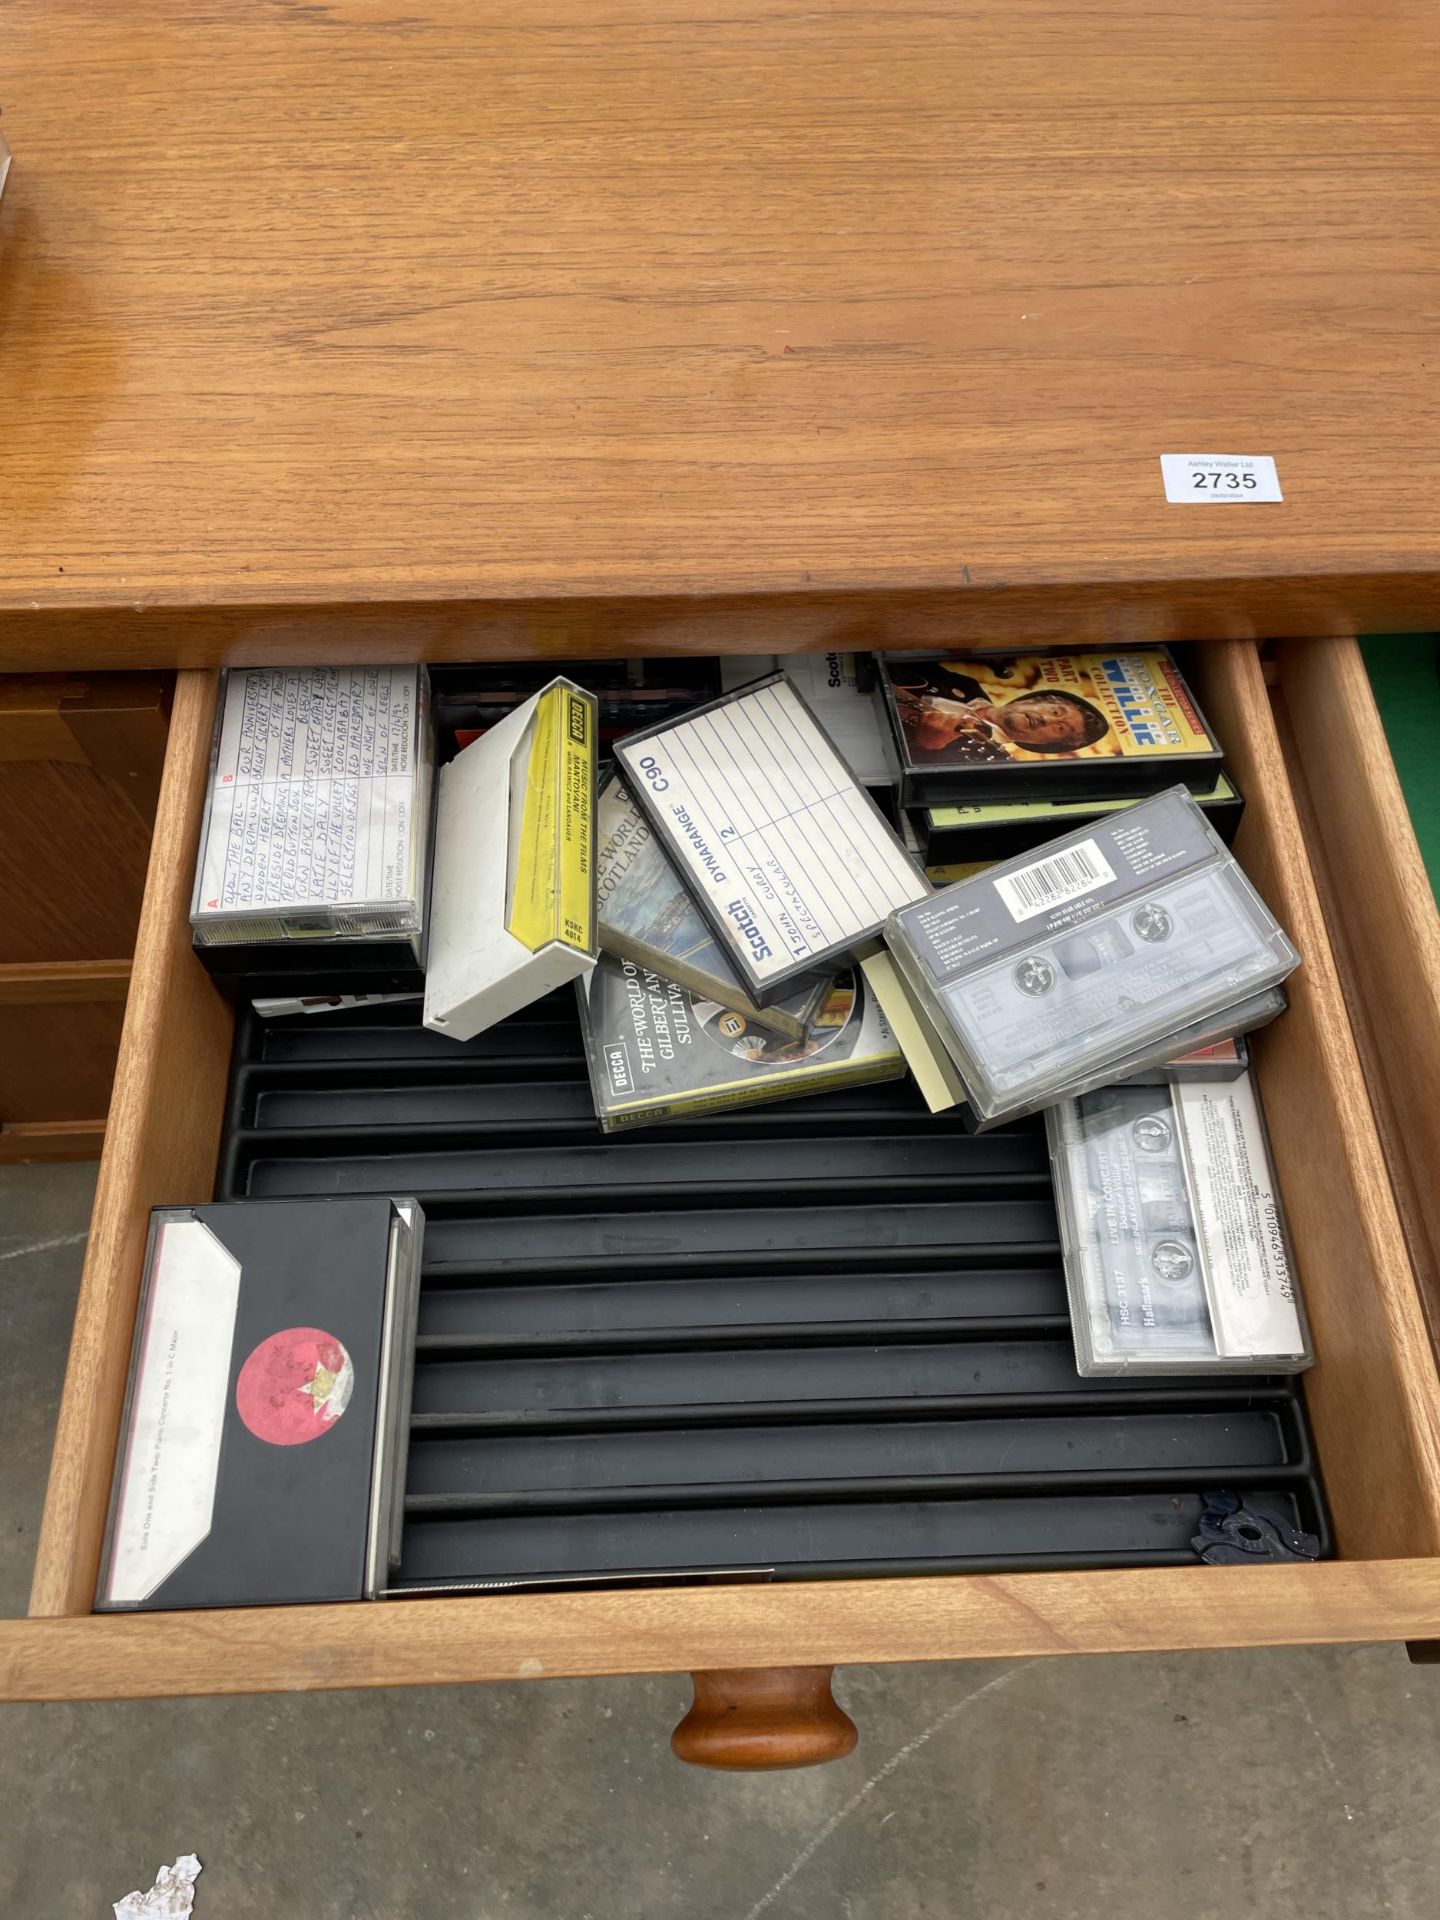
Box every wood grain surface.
[0,678,166,964]
[0,961,131,1148]
[0,1119,108,1164]
[1188,642,1440,1560]
[8,1562,1440,1704]
[0,1000,126,1124]
[1274,638,1440,1354]
[27,671,233,1619]
[3,1,1440,665]
[0,960,131,1006]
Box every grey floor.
[3,1165,1439,1920]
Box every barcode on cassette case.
[993,837,1116,923]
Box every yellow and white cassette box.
[424,677,597,1041]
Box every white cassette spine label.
[992,837,1116,923]
[1176,1078,1305,1358]
[104,1221,241,1605]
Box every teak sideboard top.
[2,0,1440,670]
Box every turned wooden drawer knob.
[671,1666,858,1770]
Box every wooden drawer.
[1270,637,1440,1361]
[6,640,1440,1765]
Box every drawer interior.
[216,993,1330,1586]
[23,640,1440,1659]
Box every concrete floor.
[3,1164,1440,1920]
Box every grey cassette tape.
[1046,1073,1312,1376]
[884,786,1299,1123]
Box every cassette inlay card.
[192,667,434,953]
[614,673,928,1004]
[878,649,1223,807]
[719,651,898,790]
[577,955,901,1131]
[595,774,831,1039]
[424,677,597,1041]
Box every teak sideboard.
[4,0,1440,1766]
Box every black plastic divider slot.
[239,1150,1049,1207]
[235,1075,982,1136]
[258,1004,580,1066]
[394,1489,1317,1587]
[405,1410,1299,1508]
[214,991,1334,1586]
[407,1387,1302,1438]
[406,1466,1311,1520]
[412,1318,1074,1359]
[243,1113,1042,1181]
[235,1130,1050,1213]
[416,1268,1069,1339]
[410,1338,1201,1417]
[418,1201,1061,1267]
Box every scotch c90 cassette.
[1046,1073,1312,1376]
[613,672,928,1004]
[884,786,1300,1124]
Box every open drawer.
[5,638,1440,1769]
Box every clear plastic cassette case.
[885,786,1299,1123]
[1046,1074,1312,1376]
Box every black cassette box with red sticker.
[97,1196,423,1610]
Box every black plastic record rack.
[216,994,1332,1590]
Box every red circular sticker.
[235,1327,354,1446]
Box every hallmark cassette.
[878,649,1223,807]
[884,786,1299,1123]
[1095,985,1284,1090]
[925,859,996,888]
[192,667,434,956]
[917,770,1243,865]
[595,773,831,1040]
[1120,1033,1251,1084]
[98,1196,424,1610]
[1046,1073,1312,1375]
[576,954,902,1132]
[613,672,928,1004]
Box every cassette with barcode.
[1045,1074,1312,1375]
[884,786,1299,1124]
